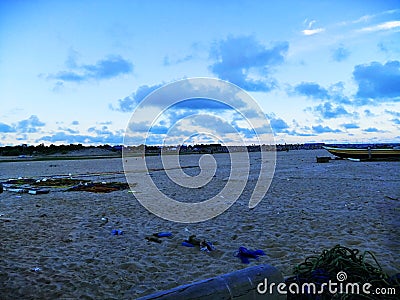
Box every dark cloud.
[194,115,243,135]
[364,109,375,117]
[341,123,360,129]
[164,109,199,127]
[265,113,296,135]
[294,82,330,100]
[17,115,45,133]
[87,125,114,136]
[312,125,342,133]
[51,71,85,82]
[313,102,351,119]
[71,120,80,125]
[174,98,232,110]
[286,130,315,137]
[385,109,400,118]
[0,115,45,135]
[58,127,79,134]
[149,125,169,135]
[362,127,380,133]
[329,82,352,104]
[16,134,28,141]
[113,86,240,113]
[163,54,194,66]
[0,122,16,133]
[143,134,164,146]
[127,121,153,134]
[112,83,163,112]
[209,36,288,91]
[82,56,132,79]
[47,55,133,83]
[353,60,400,101]
[112,78,251,116]
[392,118,400,125]
[37,131,123,145]
[269,117,289,133]
[293,81,351,104]
[151,114,248,139]
[332,46,350,62]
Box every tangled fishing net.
[285,244,399,299]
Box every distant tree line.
[0,143,120,156]
[4,142,397,157]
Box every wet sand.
[0,150,399,299]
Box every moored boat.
[323,146,400,160]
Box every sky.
[1,0,400,146]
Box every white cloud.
[301,19,325,36]
[302,28,325,36]
[307,20,316,28]
[339,9,400,26]
[360,20,400,32]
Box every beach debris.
[3,177,89,189]
[235,246,265,264]
[241,225,255,231]
[181,241,195,247]
[153,232,172,238]
[31,267,42,272]
[100,217,109,226]
[200,241,216,252]
[385,195,399,201]
[28,189,50,195]
[36,178,89,187]
[2,185,50,195]
[0,216,12,222]
[316,156,330,163]
[285,244,400,300]
[184,234,201,246]
[181,235,216,252]
[5,178,39,185]
[2,177,130,194]
[145,231,172,243]
[111,229,123,235]
[4,187,26,193]
[145,236,162,243]
[67,182,129,193]
[347,157,361,162]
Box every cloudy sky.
[1,0,400,146]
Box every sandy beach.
[0,149,399,299]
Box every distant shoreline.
[1,142,400,163]
[0,154,122,163]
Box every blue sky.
[1,0,400,146]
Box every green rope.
[286,244,399,300]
